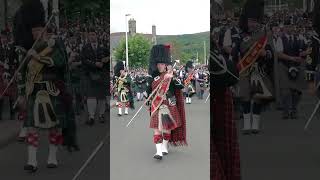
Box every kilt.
[135,83,144,93]
[211,140,226,180]
[237,76,251,100]
[24,89,68,129]
[150,74,187,146]
[211,88,241,180]
[149,99,181,131]
[237,73,274,102]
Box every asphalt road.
[0,111,109,180]
[239,90,320,180]
[110,93,210,180]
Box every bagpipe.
[184,70,196,94]
[126,62,178,127]
[239,32,274,100]
[183,70,196,86]
[0,10,59,101]
[211,27,274,100]
[210,42,239,88]
[116,73,130,102]
[305,32,320,84]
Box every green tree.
[114,34,151,68]
[170,39,183,62]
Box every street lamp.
[125,14,131,70]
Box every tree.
[114,34,151,68]
[170,39,184,62]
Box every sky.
[110,0,210,35]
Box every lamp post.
[125,14,131,70]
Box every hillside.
[157,31,210,64]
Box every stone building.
[110,18,157,65]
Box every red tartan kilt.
[211,138,226,180]
[211,88,241,180]
[149,100,181,130]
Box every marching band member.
[146,44,187,160]
[114,61,134,116]
[211,24,241,180]
[236,0,274,135]
[184,61,196,104]
[81,28,108,125]
[277,20,307,119]
[13,0,70,172]
[306,0,320,97]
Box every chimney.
[152,25,157,45]
[128,18,136,35]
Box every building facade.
[110,19,157,66]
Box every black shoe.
[251,129,260,134]
[86,118,94,126]
[153,154,162,160]
[117,113,122,116]
[46,163,58,169]
[290,111,298,119]
[282,112,290,119]
[241,129,251,135]
[99,116,105,123]
[72,144,80,151]
[17,137,25,142]
[24,164,38,173]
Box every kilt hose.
[211,88,241,180]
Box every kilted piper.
[184,60,196,104]
[13,0,72,172]
[114,61,134,116]
[146,44,187,160]
[211,31,241,180]
[81,28,108,125]
[236,0,274,135]
[306,1,320,97]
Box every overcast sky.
[110,0,210,35]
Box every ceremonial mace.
[72,132,109,180]
[304,80,320,131]
[0,10,59,100]
[126,62,177,127]
[205,93,210,104]
[206,51,240,104]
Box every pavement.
[239,90,320,180]
[0,119,20,149]
[0,96,21,149]
[110,93,210,180]
[0,109,109,180]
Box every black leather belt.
[33,82,47,92]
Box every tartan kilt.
[211,88,241,180]
[211,140,226,180]
[24,90,68,129]
[149,99,181,131]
